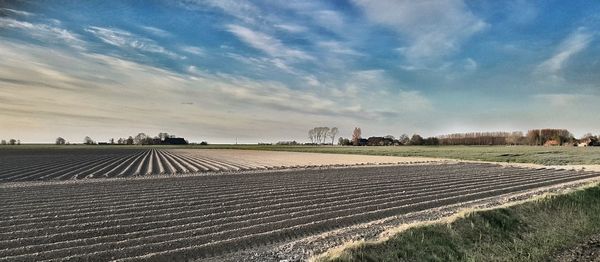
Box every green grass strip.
[319,184,600,262]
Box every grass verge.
[4,145,600,165]
[198,145,600,165]
[316,183,600,262]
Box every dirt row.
[0,148,441,182]
[0,149,262,182]
[1,164,599,261]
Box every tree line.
[0,139,21,145]
[55,132,190,145]
[525,129,574,146]
[334,128,599,147]
[308,127,339,144]
[438,129,586,146]
[438,132,522,146]
[337,128,439,146]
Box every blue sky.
[1,0,599,143]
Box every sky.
[1,0,599,144]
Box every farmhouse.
[148,137,188,145]
[164,137,188,145]
[578,138,594,147]
[358,138,368,146]
[543,140,560,146]
[366,137,395,146]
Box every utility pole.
[235,137,238,145]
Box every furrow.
[4,172,594,261]
[0,165,508,218]
[0,169,584,251]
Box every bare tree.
[329,127,338,145]
[55,137,66,145]
[526,130,540,145]
[506,131,524,145]
[83,136,95,145]
[158,132,170,141]
[398,134,409,145]
[315,128,323,144]
[338,137,351,146]
[0,140,6,145]
[134,133,148,145]
[320,127,330,143]
[352,127,361,146]
[126,136,134,145]
[308,129,316,143]
[582,133,594,139]
[109,138,115,144]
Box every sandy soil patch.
[172,149,449,167]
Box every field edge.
[313,181,600,262]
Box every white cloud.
[337,69,433,115]
[464,58,478,71]
[226,53,296,74]
[140,25,172,37]
[534,94,583,107]
[180,45,204,56]
[274,23,307,33]
[0,8,34,17]
[352,0,487,65]
[85,26,181,59]
[0,17,84,48]
[317,41,363,56]
[0,38,437,143]
[506,0,538,25]
[303,75,321,86]
[535,28,594,81]
[178,0,259,24]
[313,10,345,31]
[226,24,314,61]
[267,2,347,35]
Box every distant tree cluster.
[437,130,581,146]
[438,132,524,146]
[338,137,352,146]
[526,129,574,146]
[55,137,66,145]
[337,128,438,146]
[333,127,599,147]
[57,132,191,145]
[407,134,439,145]
[83,136,95,145]
[308,127,338,145]
[113,132,188,145]
[0,139,20,145]
[276,141,299,145]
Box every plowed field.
[0,148,440,182]
[1,161,599,261]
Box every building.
[543,140,560,146]
[577,138,594,147]
[164,137,188,145]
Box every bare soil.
[0,148,447,182]
[1,163,599,261]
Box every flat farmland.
[0,148,441,182]
[194,145,600,166]
[1,161,600,261]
